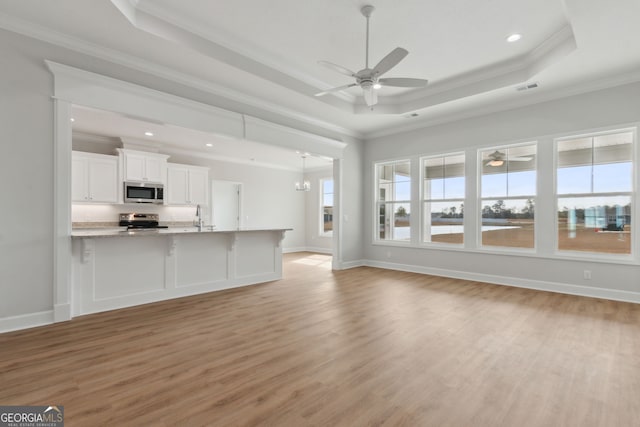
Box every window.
[480,143,537,249]
[376,160,411,242]
[422,153,465,244]
[321,178,333,235]
[556,130,633,254]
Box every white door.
[211,180,241,229]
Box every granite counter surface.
[71,227,291,238]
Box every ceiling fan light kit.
[315,4,428,107]
[485,150,533,167]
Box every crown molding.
[133,0,357,105]
[364,68,640,140]
[159,145,301,172]
[71,131,120,146]
[47,60,349,161]
[0,11,361,139]
[110,1,580,118]
[354,24,577,115]
[243,115,347,159]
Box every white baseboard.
[283,247,332,254]
[335,259,366,270]
[54,303,72,322]
[364,260,640,304]
[303,246,332,254]
[283,247,308,253]
[0,310,54,334]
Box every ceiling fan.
[314,5,428,107]
[485,150,533,167]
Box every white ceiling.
[1,0,640,140]
[71,106,333,171]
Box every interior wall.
[0,29,54,321]
[364,81,640,298]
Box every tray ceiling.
[0,0,639,137]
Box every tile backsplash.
[72,204,209,225]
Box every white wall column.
[53,99,73,322]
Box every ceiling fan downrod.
[361,5,375,70]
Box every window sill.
[372,240,413,248]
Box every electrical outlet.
[583,270,591,280]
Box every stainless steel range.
[119,213,168,230]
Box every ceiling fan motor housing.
[314,3,428,106]
[361,5,375,17]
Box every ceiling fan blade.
[318,60,356,77]
[363,86,378,107]
[379,77,428,88]
[314,83,357,97]
[372,47,408,77]
[508,156,533,162]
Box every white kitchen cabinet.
[166,163,209,205]
[72,151,119,203]
[118,149,169,183]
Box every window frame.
[478,142,538,252]
[373,158,413,245]
[553,127,636,260]
[320,177,334,237]
[419,152,465,247]
[368,125,638,265]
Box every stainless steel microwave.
[124,182,164,204]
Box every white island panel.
[71,228,289,317]
[94,236,166,299]
[175,234,229,287]
[235,232,279,278]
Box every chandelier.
[295,154,311,192]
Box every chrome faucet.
[194,204,204,230]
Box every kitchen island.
[71,228,289,316]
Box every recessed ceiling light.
[373,83,382,90]
[205,143,213,147]
[70,118,75,122]
[144,131,154,137]
[507,34,522,43]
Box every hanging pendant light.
[295,154,311,192]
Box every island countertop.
[71,227,292,238]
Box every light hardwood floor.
[1,252,639,426]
